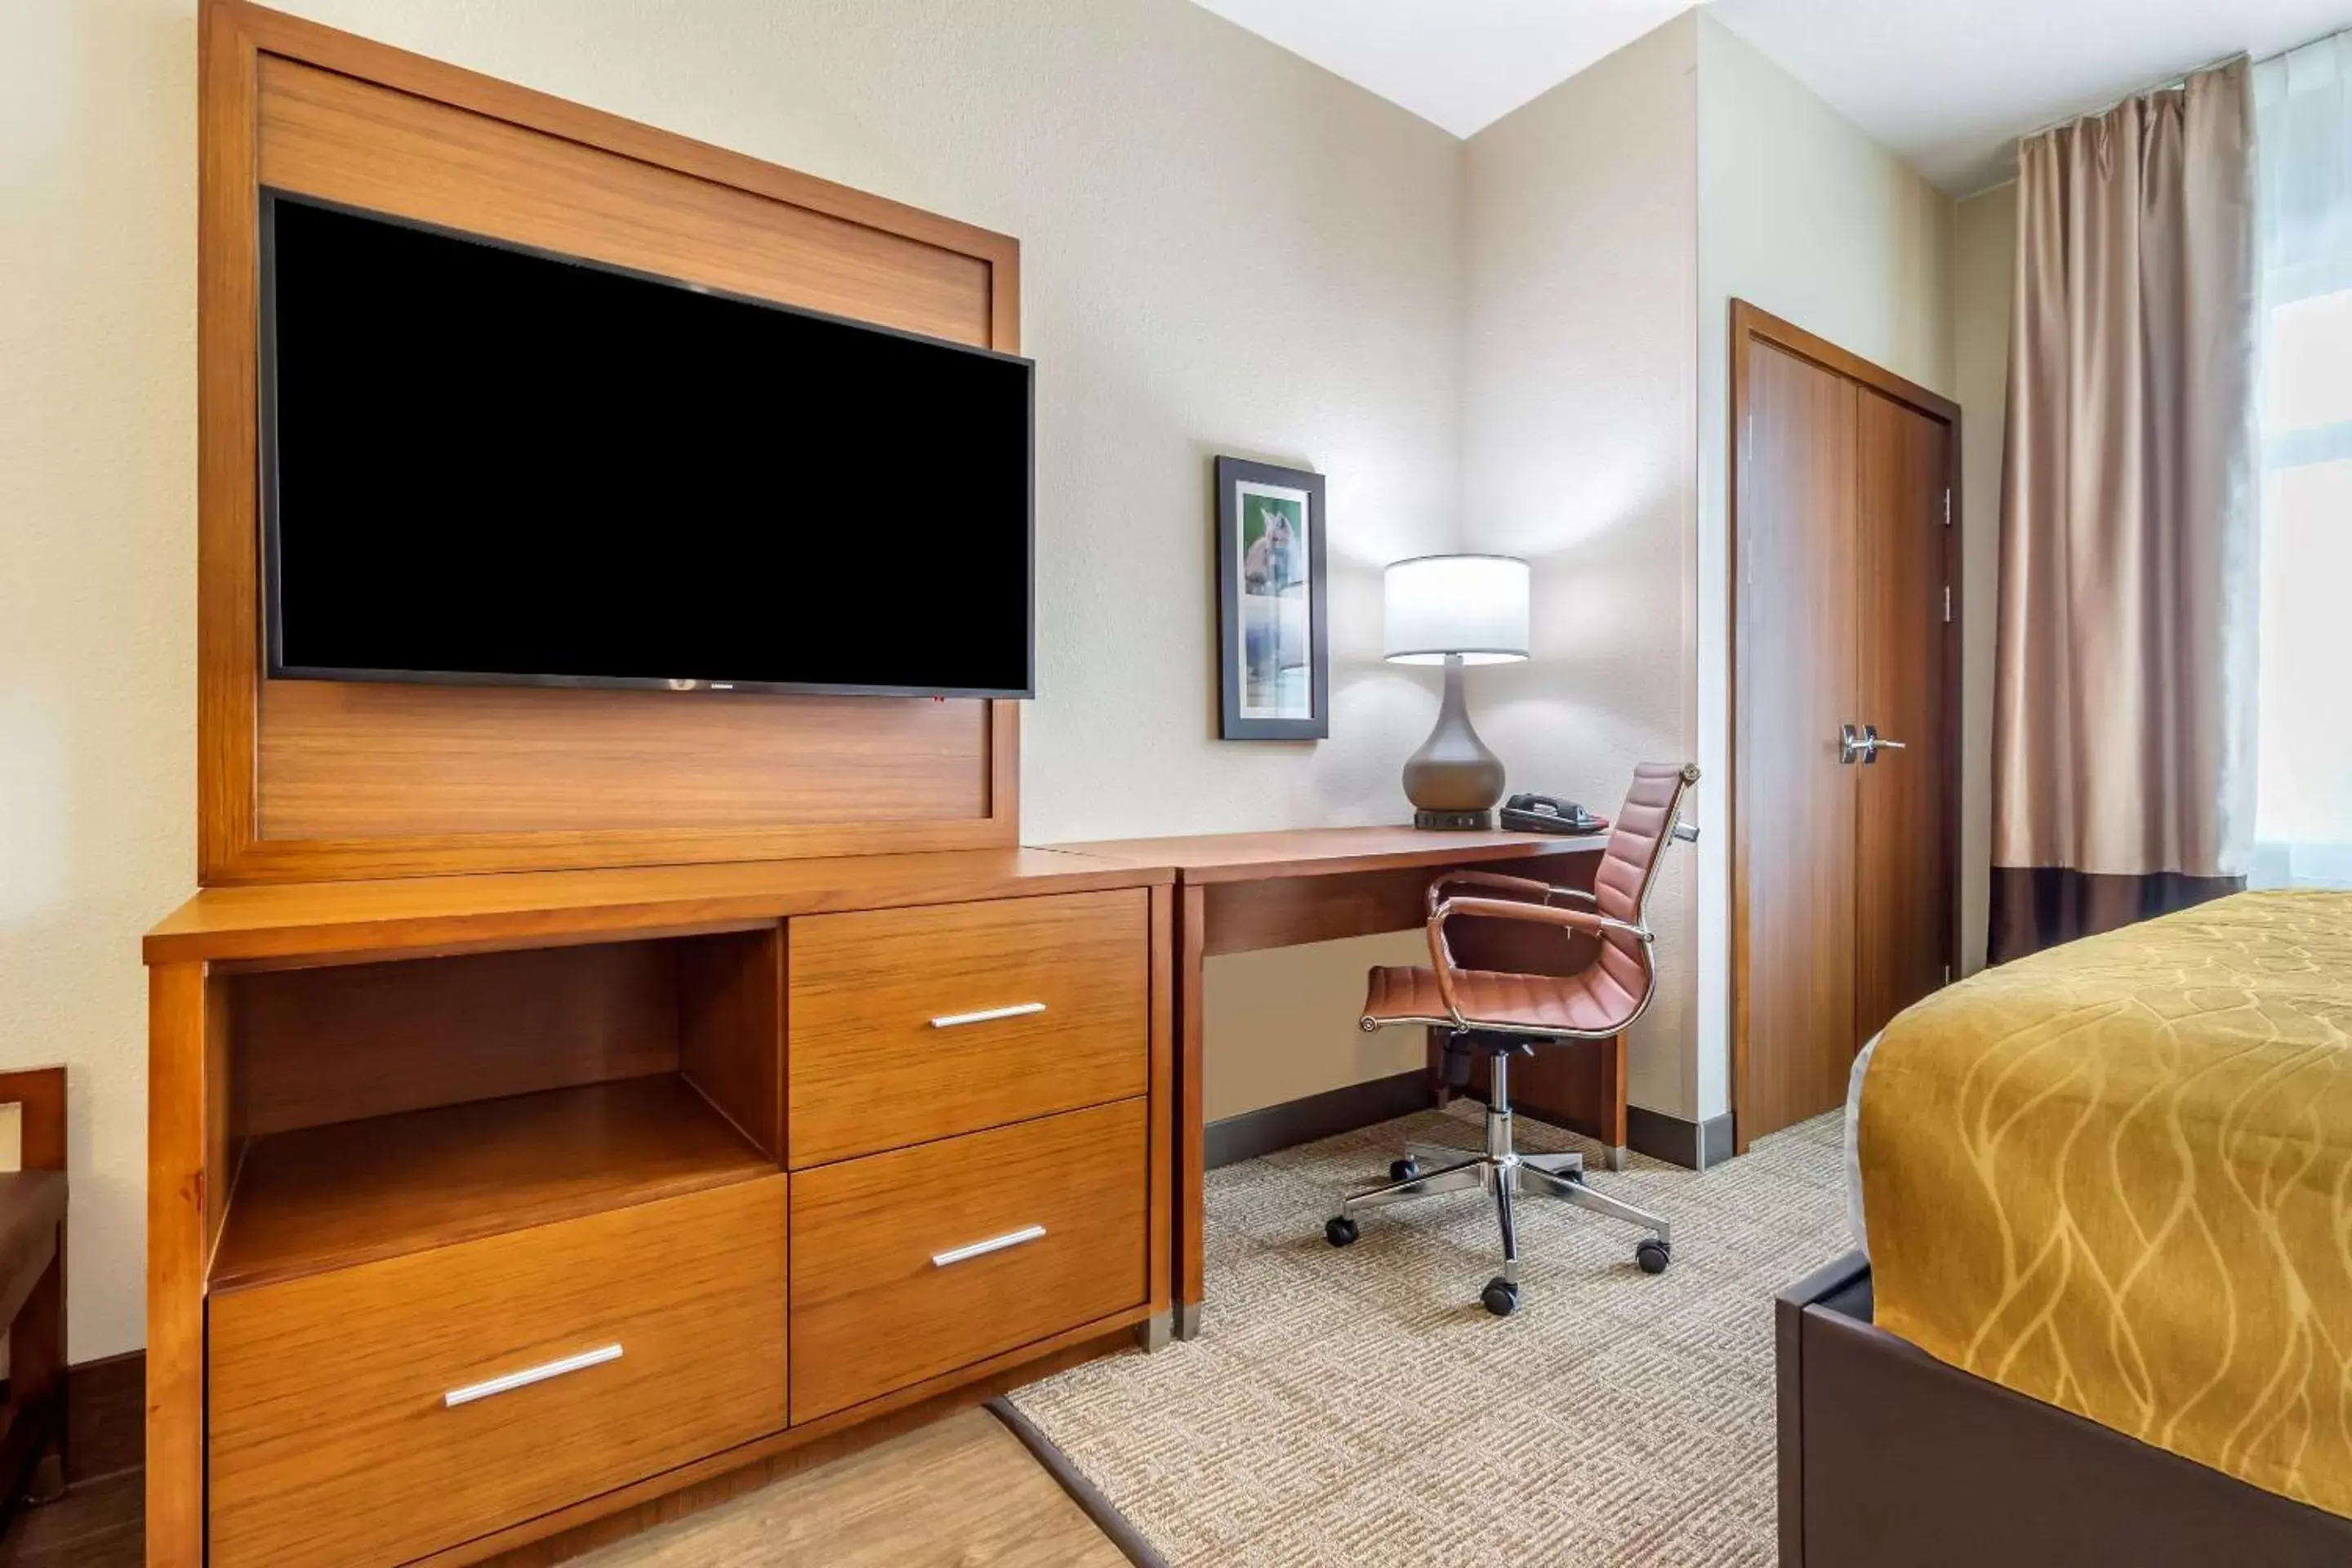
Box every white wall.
[2,0,1464,1361]
[1450,11,1961,1129]
[2,0,200,1367]
[1460,14,1702,1116]
[1953,182,2017,973]
[1690,13,1957,1121]
[254,0,1469,844]
[1,0,2002,1358]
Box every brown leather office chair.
[1326,763,1699,1316]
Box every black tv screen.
[261,192,1034,699]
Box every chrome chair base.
[1325,1054,1672,1314]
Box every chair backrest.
[1583,764,1699,1020]
[1593,763,1699,928]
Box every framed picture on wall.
[1215,456,1329,740]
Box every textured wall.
[2,0,1989,1358]
[1,0,1464,1359]
[1201,930,1429,1123]
[2,0,201,1366]
[1952,183,2017,976]
[252,0,1468,844]
[1693,13,1958,1120]
[1459,15,1703,1117]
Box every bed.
[1779,889,2352,1567]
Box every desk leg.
[1174,882,1206,1340]
[1143,884,1176,1352]
[1605,1031,1630,1169]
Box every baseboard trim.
[1626,1107,1737,1171]
[1204,1071,1437,1169]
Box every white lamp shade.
[1383,555,1530,665]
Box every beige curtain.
[1991,59,2261,960]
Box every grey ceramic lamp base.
[1403,654,1504,831]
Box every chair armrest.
[1421,895,1650,1023]
[1423,870,1598,916]
[1436,895,1649,941]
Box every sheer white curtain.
[2253,33,2352,888]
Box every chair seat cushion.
[1363,963,1637,1036]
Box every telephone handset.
[1499,793,1609,835]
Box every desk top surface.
[145,846,1172,966]
[1041,824,1609,884]
[146,826,1608,966]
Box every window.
[2252,33,2352,887]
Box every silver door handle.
[932,1224,1046,1267]
[444,1343,621,1408]
[1839,724,1908,764]
[929,1001,1046,1029]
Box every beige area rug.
[1011,1105,1851,1567]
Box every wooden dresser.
[145,851,1174,1566]
[163,7,1171,1561]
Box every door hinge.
[1942,585,1952,623]
[1942,488,1952,526]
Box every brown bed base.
[1776,1252,2352,1566]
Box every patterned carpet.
[1011,1105,1851,1567]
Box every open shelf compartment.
[210,1075,772,1293]
[206,926,784,1294]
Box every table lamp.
[1384,554,1530,830]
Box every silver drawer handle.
[932,1224,1046,1268]
[443,1343,622,1408]
[929,1001,1046,1029]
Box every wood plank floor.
[0,1409,1125,1567]
[572,1408,1129,1567]
[0,1469,142,1568]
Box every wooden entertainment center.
[152,6,1167,1564]
[149,853,1173,1568]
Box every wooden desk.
[1042,826,1613,1339]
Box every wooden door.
[1732,303,1959,1149]
[1735,339,1862,1143]
[1854,391,1953,1041]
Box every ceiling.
[1183,0,1692,141]
[1186,0,2352,192]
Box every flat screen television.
[260,191,1035,700]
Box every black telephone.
[1499,793,1608,835]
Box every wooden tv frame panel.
[197,0,1024,885]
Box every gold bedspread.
[1859,890,2352,1518]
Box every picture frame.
[1215,456,1329,741]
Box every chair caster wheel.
[1325,1215,1359,1247]
[1481,1277,1521,1316]
[1388,1157,1421,1185]
[1636,1238,1672,1274]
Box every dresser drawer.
[787,889,1149,1167]
[208,1176,787,1568]
[790,1099,1148,1423]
